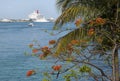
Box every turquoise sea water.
[0,22,70,81]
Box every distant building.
[1,19,12,22]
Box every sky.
[0,0,59,19]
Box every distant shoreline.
[0,19,55,23]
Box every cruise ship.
[28,10,49,22]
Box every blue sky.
[0,0,59,19]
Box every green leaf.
[24,52,29,56]
[43,72,51,79]
[42,78,49,81]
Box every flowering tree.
[26,0,120,81]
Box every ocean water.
[0,22,71,81]
[0,22,119,81]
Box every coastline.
[0,19,55,23]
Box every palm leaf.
[54,27,91,55]
[56,0,116,11]
[56,0,73,12]
[54,0,118,29]
[54,5,102,29]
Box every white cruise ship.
[28,10,49,22]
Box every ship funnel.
[36,10,39,14]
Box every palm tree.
[55,0,119,25]
[53,0,120,81]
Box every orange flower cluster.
[79,39,88,43]
[75,18,82,27]
[66,43,73,51]
[52,65,62,71]
[26,70,35,77]
[88,28,95,36]
[41,46,50,53]
[89,18,106,25]
[40,46,51,58]
[65,40,79,52]
[41,46,49,50]
[95,18,106,24]
[39,54,46,59]
[49,40,56,45]
[71,40,79,45]
[32,49,39,53]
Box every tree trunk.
[112,46,119,81]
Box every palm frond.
[54,27,90,55]
[55,0,118,29]
[56,0,73,12]
[56,0,116,11]
[54,5,101,29]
